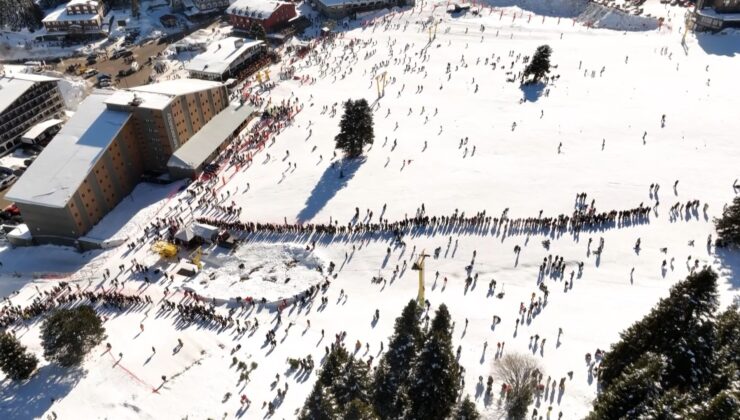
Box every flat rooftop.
[0,73,59,116]
[7,90,131,208]
[227,0,286,17]
[105,79,226,110]
[21,118,64,141]
[184,37,263,76]
[42,5,100,23]
[168,102,256,171]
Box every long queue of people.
[195,201,654,242]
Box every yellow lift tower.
[411,250,431,305]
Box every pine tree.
[715,196,740,247]
[335,356,372,407]
[454,395,480,420]
[0,332,38,380]
[407,304,461,420]
[372,299,423,419]
[598,267,719,389]
[693,389,740,420]
[344,398,378,420]
[523,45,552,84]
[335,99,374,158]
[40,306,106,367]
[318,345,350,397]
[588,353,667,420]
[589,269,737,420]
[0,0,43,30]
[299,382,338,420]
[248,22,267,41]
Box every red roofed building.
[227,0,297,33]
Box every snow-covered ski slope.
[1,1,739,419]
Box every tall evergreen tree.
[715,196,740,247]
[522,45,552,84]
[588,353,667,420]
[248,22,267,41]
[335,356,372,407]
[589,269,740,419]
[40,306,106,367]
[344,398,379,420]
[335,99,374,158]
[299,382,338,420]
[0,0,43,30]
[407,304,461,420]
[454,395,481,420]
[372,299,423,418]
[0,332,38,381]
[598,267,719,389]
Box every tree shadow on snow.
[296,157,366,223]
[0,364,85,419]
[520,82,545,103]
[695,32,740,57]
[714,247,740,290]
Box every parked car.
[0,173,17,190]
[117,68,135,78]
[83,68,98,78]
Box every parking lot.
[54,38,170,88]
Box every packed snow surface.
[1,1,739,419]
[182,244,326,302]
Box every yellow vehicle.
[152,241,178,258]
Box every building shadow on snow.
[0,364,85,419]
[695,32,740,57]
[296,157,366,223]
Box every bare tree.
[494,353,541,420]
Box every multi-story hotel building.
[42,0,107,36]
[0,73,65,156]
[6,79,228,244]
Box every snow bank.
[484,0,589,18]
[482,0,659,31]
[181,244,326,303]
[577,2,660,31]
[56,76,87,111]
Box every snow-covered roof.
[314,0,374,7]
[42,5,100,23]
[227,0,286,19]
[129,78,225,96]
[105,90,173,111]
[6,90,131,208]
[21,118,64,142]
[184,37,264,76]
[0,73,59,116]
[192,222,220,241]
[168,102,256,170]
[105,79,226,110]
[67,0,99,7]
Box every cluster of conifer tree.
[588,267,739,419]
[300,301,479,420]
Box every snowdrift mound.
[576,2,659,31]
[183,244,326,304]
[484,0,589,17]
[481,0,659,31]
